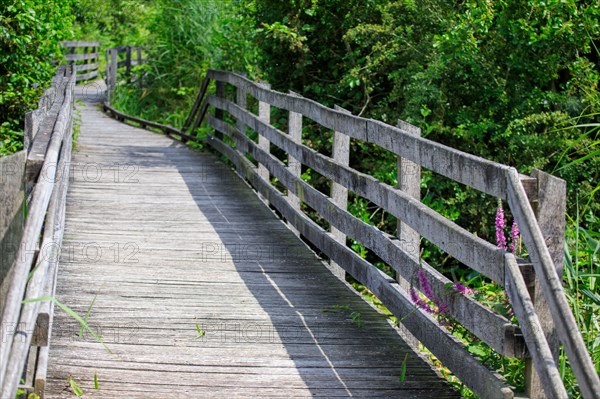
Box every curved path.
[44,86,459,398]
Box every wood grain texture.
[43,97,460,398]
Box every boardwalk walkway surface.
[44,86,459,398]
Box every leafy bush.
[0,0,75,156]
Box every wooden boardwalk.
[44,89,459,398]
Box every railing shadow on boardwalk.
[83,134,460,397]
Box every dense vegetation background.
[1,0,599,397]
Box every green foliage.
[0,0,75,156]
[72,0,152,47]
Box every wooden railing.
[197,71,598,399]
[103,46,196,141]
[99,55,600,398]
[105,45,146,104]
[63,41,100,82]
[0,66,76,398]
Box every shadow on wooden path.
[44,85,460,398]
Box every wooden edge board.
[205,134,515,399]
[102,103,196,143]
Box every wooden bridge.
[0,42,598,399]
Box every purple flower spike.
[410,288,435,314]
[495,207,507,251]
[410,288,420,304]
[510,221,520,254]
[418,269,436,302]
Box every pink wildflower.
[495,206,507,251]
[510,221,520,254]
[453,282,477,296]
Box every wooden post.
[107,49,117,105]
[328,105,351,281]
[396,120,421,349]
[137,47,143,88]
[105,49,111,104]
[287,91,303,236]
[214,81,225,141]
[125,46,132,83]
[235,85,248,174]
[257,82,271,186]
[524,169,566,399]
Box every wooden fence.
[105,45,146,104]
[100,52,600,399]
[63,41,100,82]
[199,71,600,399]
[0,66,76,398]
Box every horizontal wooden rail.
[205,70,538,201]
[63,41,99,83]
[0,66,76,398]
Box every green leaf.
[195,323,206,338]
[80,294,98,337]
[68,376,84,396]
[94,371,99,390]
[23,296,111,353]
[399,354,408,382]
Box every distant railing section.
[99,46,600,399]
[103,46,196,142]
[0,66,76,398]
[63,41,100,82]
[105,45,146,104]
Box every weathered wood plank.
[0,151,26,323]
[65,52,99,61]
[329,105,350,280]
[525,169,567,399]
[287,92,303,236]
[504,254,567,399]
[76,70,98,82]
[75,63,98,72]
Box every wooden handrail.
[63,41,100,82]
[0,66,76,398]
